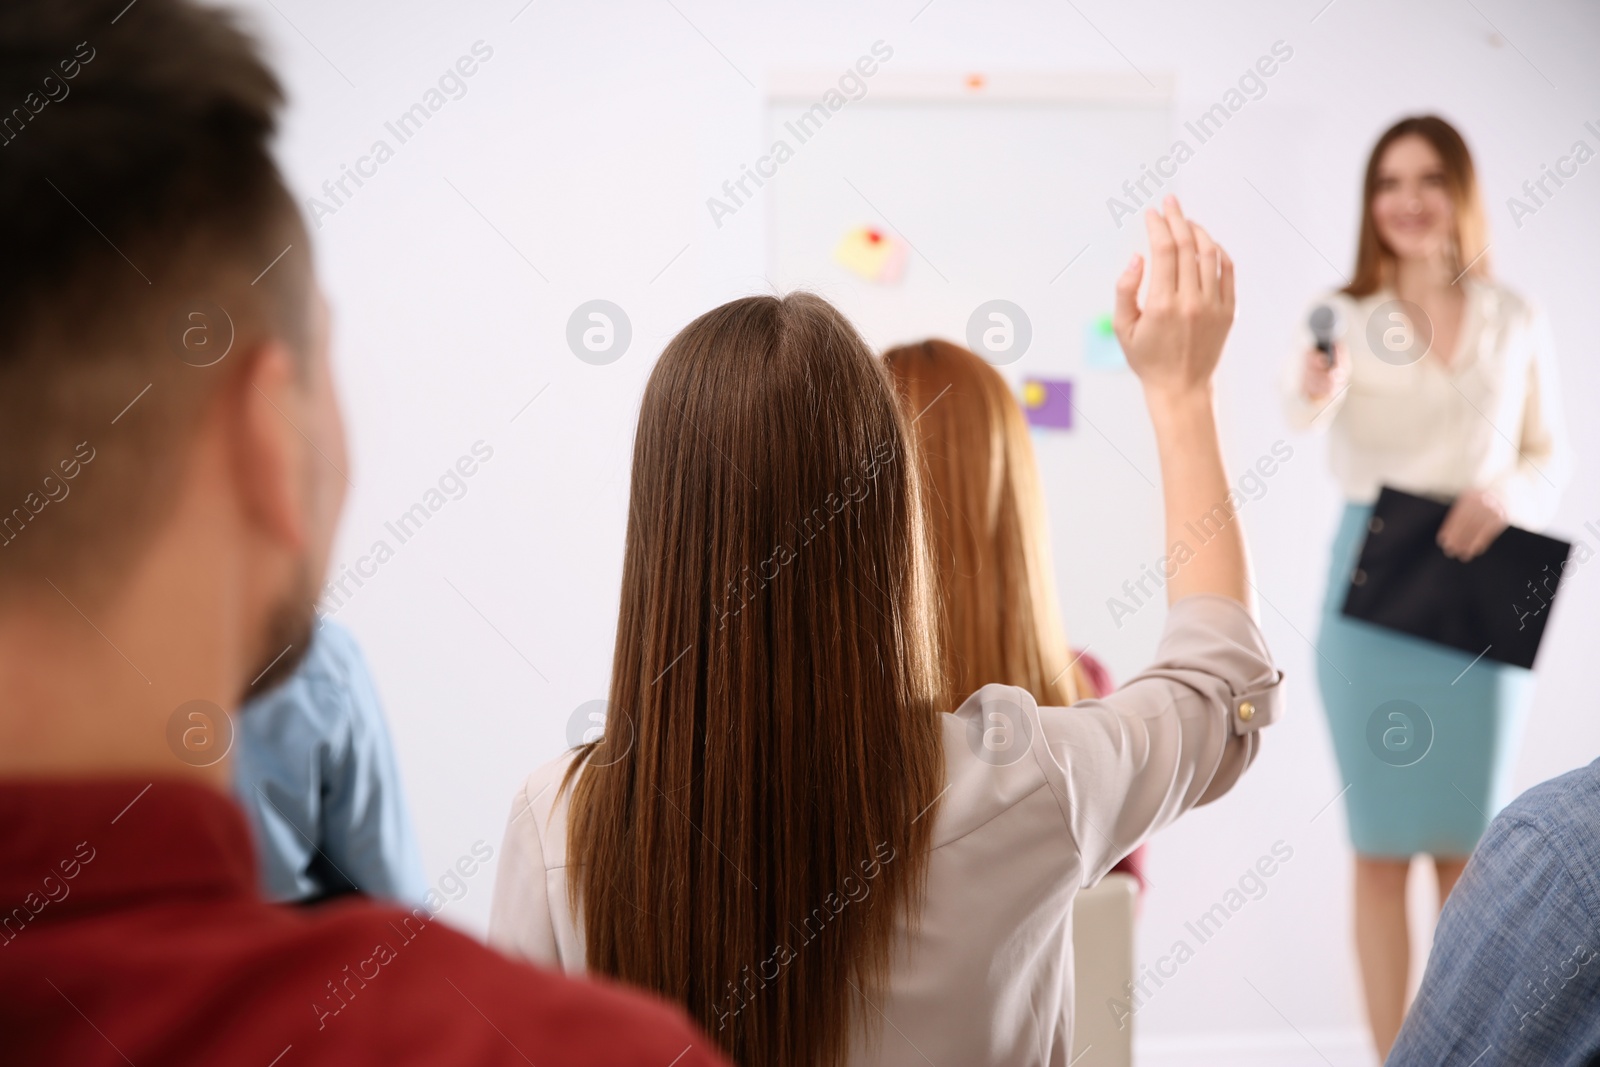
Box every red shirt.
[0,778,729,1066]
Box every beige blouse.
[487,594,1284,1066]
[1282,279,1571,529]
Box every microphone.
[1309,305,1341,368]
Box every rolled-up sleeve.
[1029,594,1285,884]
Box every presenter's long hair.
[883,340,1087,708]
[564,293,947,1067]
[1345,115,1490,297]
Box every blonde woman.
[1284,115,1571,1058]
[881,338,1145,889]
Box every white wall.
[242,0,1600,1058]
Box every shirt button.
[1238,701,1255,722]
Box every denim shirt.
[232,620,428,905]
[1388,758,1600,1065]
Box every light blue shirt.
[1388,757,1600,1065]
[232,620,428,906]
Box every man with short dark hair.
[0,2,726,1063]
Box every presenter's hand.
[1113,195,1234,403]
[1438,488,1509,561]
[1301,343,1350,401]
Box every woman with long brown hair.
[491,198,1284,1066]
[1283,115,1570,1057]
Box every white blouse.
[487,594,1285,1066]
[1282,279,1571,529]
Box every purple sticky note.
[1021,377,1073,430]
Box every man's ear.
[227,340,310,553]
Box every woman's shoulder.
[942,683,1039,739]
[1469,276,1538,326]
[506,749,584,869]
[1301,280,1538,340]
[940,682,1046,753]
[529,746,583,786]
[934,683,1078,842]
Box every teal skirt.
[1315,503,1534,858]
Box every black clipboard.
[1340,486,1571,669]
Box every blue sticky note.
[1084,314,1127,370]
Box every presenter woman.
[1285,115,1570,1058]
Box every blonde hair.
[883,339,1087,707]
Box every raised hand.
[1108,194,1251,610]
[1113,195,1235,402]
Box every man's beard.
[240,560,320,703]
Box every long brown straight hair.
[1344,115,1490,297]
[564,293,947,1067]
[883,340,1087,708]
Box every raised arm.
[1029,197,1283,883]
[1112,196,1250,612]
